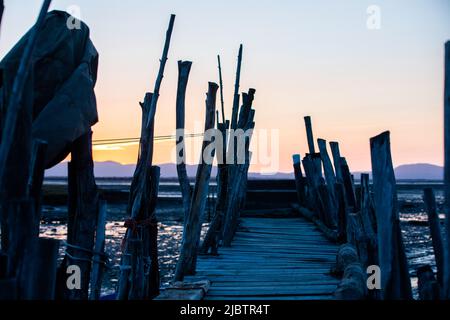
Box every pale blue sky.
[1,0,449,171]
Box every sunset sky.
[1,0,449,173]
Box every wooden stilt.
[174,82,218,281]
[304,116,315,155]
[423,188,444,287]
[443,40,450,299]
[370,131,412,300]
[176,60,193,221]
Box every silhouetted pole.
[370,131,412,300]
[176,61,193,221]
[423,188,444,287]
[443,40,450,299]
[217,55,226,124]
[174,82,218,281]
[330,142,343,183]
[230,45,243,130]
[304,116,315,154]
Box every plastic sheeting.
[0,10,99,168]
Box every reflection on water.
[40,215,209,296]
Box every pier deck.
[186,216,340,300]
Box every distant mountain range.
[44,161,444,180]
[45,161,295,179]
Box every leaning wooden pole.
[0,0,51,186]
[330,142,343,183]
[176,60,193,221]
[444,40,450,299]
[117,14,175,300]
[174,82,218,281]
[145,14,176,138]
[217,55,226,124]
[370,131,412,300]
[304,116,316,155]
[230,45,243,130]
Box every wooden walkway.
[186,217,340,300]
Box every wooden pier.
[185,216,340,300]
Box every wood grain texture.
[191,217,339,300]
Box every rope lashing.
[120,217,158,251]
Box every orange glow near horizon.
[1,0,449,174]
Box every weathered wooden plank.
[196,215,339,300]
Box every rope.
[64,242,110,267]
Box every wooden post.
[89,200,107,300]
[176,60,193,221]
[146,166,161,299]
[340,157,357,209]
[145,14,176,130]
[217,55,226,123]
[335,183,347,242]
[25,238,60,300]
[64,131,99,300]
[27,139,48,225]
[330,142,343,183]
[370,131,412,300]
[304,116,316,155]
[317,139,337,217]
[292,154,307,206]
[5,199,35,296]
[317,185,337,228]
[231,45,243,130]
[360,173,378,267]
[423,188,444,287]
[417,265,440,300]
[174,82,218,281]
[443,40,450,299]
[118,15,174,299]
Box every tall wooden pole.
[443,40,450,298]
[174,82,218,281]
[176,61,193,221]
[145,14,176,162]
[217,55,226,124]
[0,0,52,186]
[231,45,243,130]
